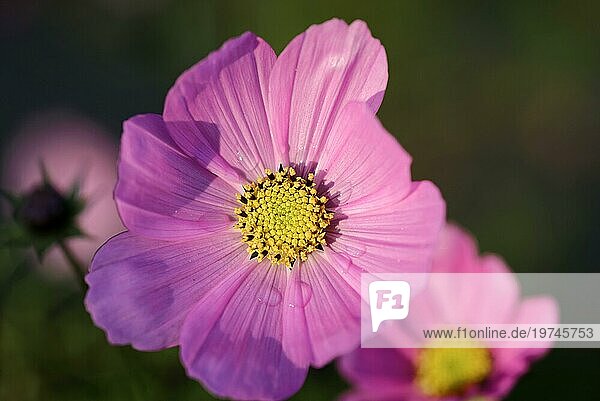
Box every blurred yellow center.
[415,347,492,397]
[234,167,333,268]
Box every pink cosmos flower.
[85,19,445,401]
[338,224,559,401]
[2,110,122,277]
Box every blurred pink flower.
[2,110,123,277]
[338,224,558,401]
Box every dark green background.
[1,0,599,400]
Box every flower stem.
[0,259,29,304]
[57,240,87,290]
[0,255,30,373]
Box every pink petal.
[116,114,238,240]
[315,102,444,275]
[85,230,246,351]
[279,266,313,367]
[316,102,413,206]
[163,32,277,183]
[427,254,520,325]
[338,348,414,391]
[513,296,560,327]
[431,223,481,273]
[407,228,520,328]
[179,263,308,401]
[487,296,559,398]
[268,19,387,167]
[337,390,414,401]
[466,255,520,323]
[282,250,362,368]
[330,181,444,274]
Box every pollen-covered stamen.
[234,167,333,268]
[416,346,493,397]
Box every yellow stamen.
[415,347,492,397]
[234,166,333,268]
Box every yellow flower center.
[234,166,333,268]
[415,347,493,397]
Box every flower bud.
[15,183,70,233]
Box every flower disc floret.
[416,347,493,397]
[234,166,333,268]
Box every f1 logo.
[369,280,411,332]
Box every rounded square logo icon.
[369,280,411,332]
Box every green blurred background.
[1,0,599,400]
